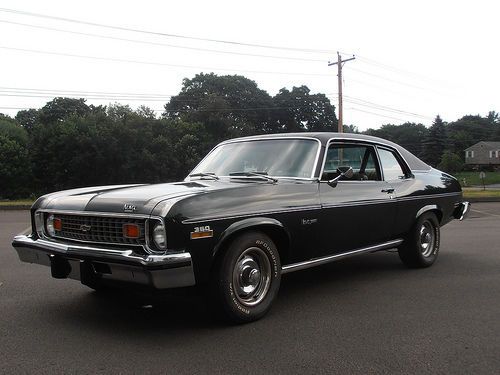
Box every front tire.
[210,231,281,323]
[398,212,440,268]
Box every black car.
[12,133,470,322]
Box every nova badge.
[301,218,318,225]
[123,203,137,213]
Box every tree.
[422,115,447,167]
[364,122,428,158]
[446,115,495,158]
[39,97,91,124]
[438,151,463,173]
[272,86,337,132]
[164,73,275,139]
[15,109,40,132]
[0,116,31,198]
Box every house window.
[466,150,474,158]
[490,150,495,158]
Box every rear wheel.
[210,231,281,323]
[398,212,440,268]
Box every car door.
[317,142,397,257]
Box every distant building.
[465,141,500,169]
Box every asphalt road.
[1,204,499,374]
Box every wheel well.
[213,225,290,267]
[420,208,442,225]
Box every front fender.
[213,217,290,257]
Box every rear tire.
[209,231,281,323]
[398,212,440,268]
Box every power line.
[342,95,433,120]
[0,7,336,54]
[0,86,175,98]
[347,107,411,123]
[0,19,326,63]
[0,45,333,78]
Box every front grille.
[50,213,146,246]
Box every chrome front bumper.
[453,201,471,221]
[12,235,196,289]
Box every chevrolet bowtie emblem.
[80,224,91,232]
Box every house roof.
[465,141,500,151]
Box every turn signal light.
[123,224,140,238]
[53,218,62,231]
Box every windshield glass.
[190,139,319,179]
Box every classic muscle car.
[12,133,470,322]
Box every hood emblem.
[80,224,91,232]
[124,203,137,213]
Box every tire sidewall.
[415,213,440,266]
[218,231,281,322]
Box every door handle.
[381,188,395,194]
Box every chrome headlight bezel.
[45,214,55,237]
[152,223,167,250]
[145,218,167,253]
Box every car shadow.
[45,251,408,335]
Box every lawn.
[462,189,500,198]
[452,171,500,187]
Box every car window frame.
[188,136,323,181]
[375,145,413,181]
[319,141,383,183]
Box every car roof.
[222,132,431,172]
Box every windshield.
[190,139,319,179]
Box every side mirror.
[328,166,354,187]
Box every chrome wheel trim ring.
[232,246,272,307]
[419,221,435,257]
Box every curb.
[0,205,32,210]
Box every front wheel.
[398,212,440,268]
[210,231,281,323]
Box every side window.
[378,148,407,181]
[321,144,381,181]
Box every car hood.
[35,181,228,215]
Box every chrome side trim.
[182,204,322,224]
[182,191,462,224]
[396,192,461,201]
[281,239,404,274]
[318,138,414,181]
[416,204,439,218]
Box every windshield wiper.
[229,171,278,183]
[189,172,219,180]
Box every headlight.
[152,223,167,250]
[46,214,55,236]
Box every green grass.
[453,171,500,187]
[0,199,34,206]
[462,189,500,198]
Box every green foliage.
[0,73,498,199]
[422,115,447,167]
[438,151,463,173]
[272,86,337,132]
[364,122,428,158]
[164,73,276,139]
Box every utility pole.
[328,52,355,133]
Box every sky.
[0,0,498,131]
